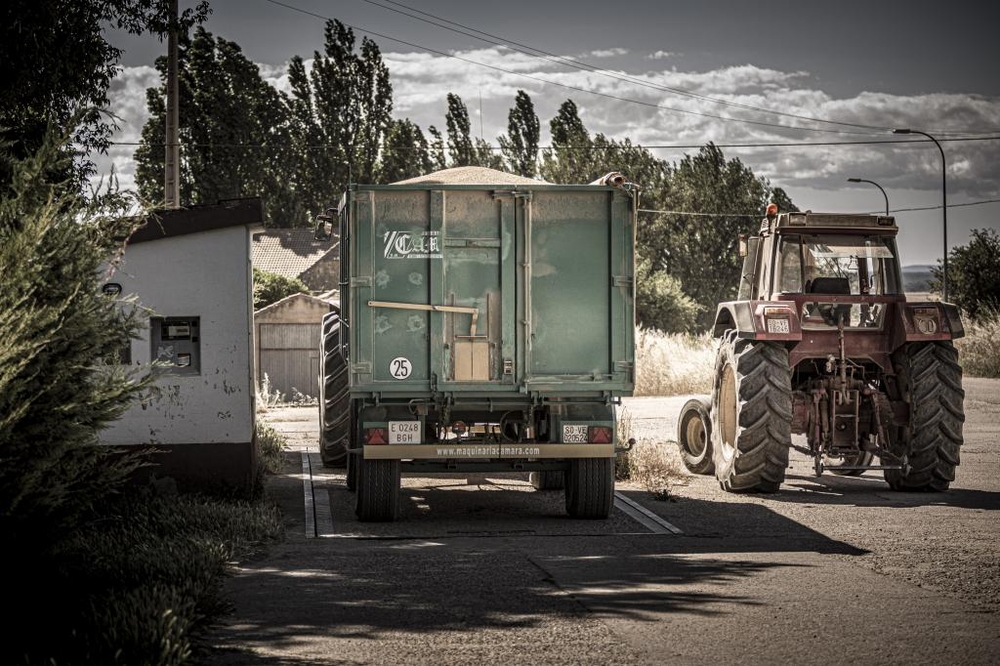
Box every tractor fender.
[713,301,802,341]
[900,301,965,341]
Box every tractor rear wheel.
[319,314,349,468]
[565,458,614,518]
[884,341,964,491]
[711,331,791,493]
[677,396,714,475]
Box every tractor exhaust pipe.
[591,171,627,188]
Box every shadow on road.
[769,470,1000,510]
[201,456,868,664]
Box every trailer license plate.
[562,425,588,443]
[389,421,421,444]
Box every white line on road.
[301,451,316,538]
[309,453,335,537]
[614,492,683,534]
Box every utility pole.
[164,0,180,208]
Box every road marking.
[309,453,335,537]
[301,451,316,538]
[614,492,683,535]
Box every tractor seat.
[805,277,852,325]
[806,277,851,295]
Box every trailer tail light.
[588,426,613,444]
[913,308,939,335]
[365,428,388,444]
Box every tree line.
[134,19,799,332]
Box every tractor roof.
[762,211,898,234]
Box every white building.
[99,199,264,492]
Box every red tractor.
[678,206,965,492]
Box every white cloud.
[647,50,676,60]
[100,50,1000,214]
[590,47,628,58]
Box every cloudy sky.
[102,0,1000,266]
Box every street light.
[893,128,948,301]
[847,177,889,216]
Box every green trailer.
[319,171,636,521]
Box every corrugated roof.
[252,229,337,280]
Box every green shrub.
[256,418,289,476]
[635,255,703,333]
[253,267,309,310]
[18,489,282,665]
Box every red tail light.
[588,426,613,443]
[365,428,387,444]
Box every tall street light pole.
[893,128,947,301]
[847,177,889,216]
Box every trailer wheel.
[355,457,400,522]
[677,396,714,475]
[885,342,964,491]
[319,315,350,468]
[530,471,565,490]
[711,331,791,493]
[565,458,614,518]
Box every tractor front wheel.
[677,396,714,475]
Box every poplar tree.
[499,90,540,177]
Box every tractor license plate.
[562,425,588,443]
[388,421,421,444]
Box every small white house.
[99,199,264,492]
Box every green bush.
[30,490,283,665]
[256,419,289,476]
[0,135,159,662]
[253,267,309,310]
[635,255,702,334]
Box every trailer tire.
[565,458,614,518]
[530,471,565,490]
[319,316,350,468]
[885,342,964,491]
[355,457,400,522]
[677,396,714,475]
[711,331,791,493]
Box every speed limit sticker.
[389,356,412,380]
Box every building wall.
[254,296,334,399]
[101,225,255,448]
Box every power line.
[107,135,1000,149]
[638,198,1000,217]
[262,0,885,137]
[357,0,892,135]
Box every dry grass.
[616,406,686,500]
[635,328,716,396]
[956,308,1000,378]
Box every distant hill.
[902,265,936,293]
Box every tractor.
[677,205,965,492]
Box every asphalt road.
[204,379,1000,665]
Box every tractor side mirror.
[313,208,337,241]
[738,234,749,258]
